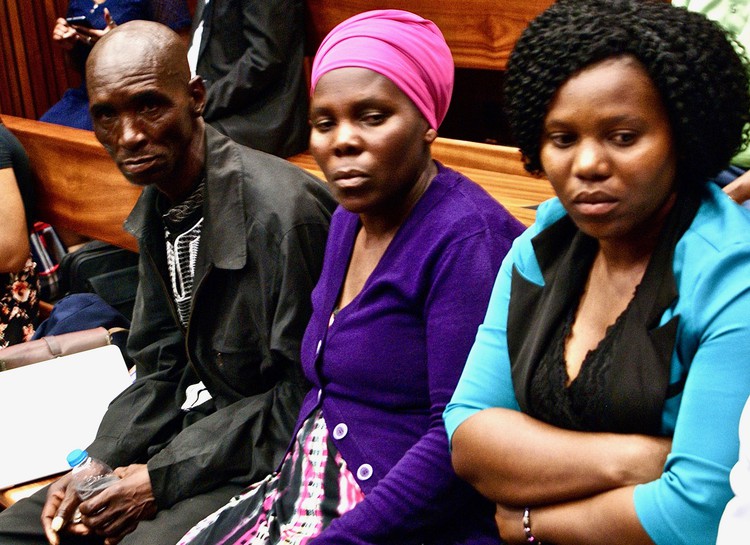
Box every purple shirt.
[296,163,525,544]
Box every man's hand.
[78,464,157,545]
[723,169,750,205]
[41,473,91,545]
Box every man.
[0,21,335,545]
[187,0,309,158]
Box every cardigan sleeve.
[313,229,509,545]
[443,223,544,440]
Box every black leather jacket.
[87,126,336,508]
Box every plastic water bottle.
[66,449,119,500]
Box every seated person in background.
[672,0,750,208]
[177,9,525,545]
[187,0,309,158]
[40,0,191,130]
[0,20,336,545]
[0,119,38,349]
[444,1,750,544]
[717,393,750,544]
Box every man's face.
[88,53,199,192]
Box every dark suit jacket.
[191,0,309,158]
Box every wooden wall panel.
[304,0,555,71]
[0,0,79,119]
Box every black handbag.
[58,241,139,321]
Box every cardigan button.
[315,339,322,356]
[356,463,373,481]
[332,423,348,440]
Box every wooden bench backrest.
[2,115,142,252]
[304,0,555,71]
[3,115,552,248]
[289,140,552,227]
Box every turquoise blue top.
[444,183,750,545]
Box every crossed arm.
[444,232,750,545]
[451,409,669,545]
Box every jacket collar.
[124,125,247,271]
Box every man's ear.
[188,76,207,117]
[424,127,438,144]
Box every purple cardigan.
[296,163,525,545]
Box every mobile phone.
[65,15,94,29]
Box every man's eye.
[138,103,160,116]
[93,109,117,125]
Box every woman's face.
[540,56,678,244]
[309,68,437,216]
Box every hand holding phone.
[65,15,94,29]
[56,9,115,49]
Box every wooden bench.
[289,138,552,227]
[2,115,142,252]
[0,114,551,509]
[0,0,559,497]
[3,115,552,234]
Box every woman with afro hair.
[444,1,750,544]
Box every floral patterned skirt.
[0,256,39,349]
[178,410,364,545]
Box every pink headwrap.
[310,9,454,130]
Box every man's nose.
[118,116,147,149]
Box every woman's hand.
[494,504,525,545]
[620,434,672,486]
[51,18,79,50]
[74,8,117,47]
[52,8,117,49]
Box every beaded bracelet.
[522,507,542,544]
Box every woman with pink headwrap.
[177,10,524,545]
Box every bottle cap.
[66,449,88,467]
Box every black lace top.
[508,190,702,435]
[529,297,637,432]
